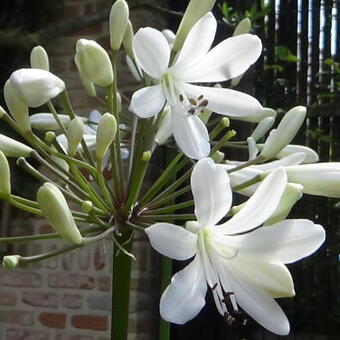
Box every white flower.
[146,158,325,334]
[129,12,265,159]
[9,68,65,107]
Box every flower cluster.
[0,0,338,338]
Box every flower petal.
[224,260,290,335]
[129,85,166,118]
[145,222,197,260]
[172,13,217,71]
[227,219,325,263]
[191,158,232,227]
[172,108,210,159]
[134,27,170,79]
[182,83,264,121]
[216,168,287,234]
[180,34,262,83]
[160,255,207,324]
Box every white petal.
[172,13,217,71]
[160,255,207,324]
[183,83,263,121]
[255,152,306,171]
[227,219,325,263]
[171,109,210,160]
[216,168,287,234]
[276,144,319,163]
[145,223,197,260]
[129,85,166,118]
[180,34,262,83]
[133,27,170,79]
[191,158,232,227]
[225,260,290,335]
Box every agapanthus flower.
[129,12,269,159]
[146,158,325,334]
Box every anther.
[179,94,184,102]
[189,98,197,106]
[212,282,218,290]
[199,99,209,107]
[198,94,204,101]
[188,108,195,115]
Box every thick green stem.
[146,200,194,215]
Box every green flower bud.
[123,20,135,59]
[250,117,275,142]
[96,113,117,159]
[109,0,129,51]
[30,113,72,131]
[66,117,84,157]
[260,106,306,160]
[75,39,113,87]
[142,151,151,162]
[173,0,216,52]
[0,151,11,196]
[0,134,33,157]
[37,183,83,245]
[2,255,20,269]
[233,18,251,36]
[30,46,49,71]
[211,151,225,163]
[45,131,56,143]
[82,200,93,213]
[4,80,30,132]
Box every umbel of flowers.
[0,0,337,338]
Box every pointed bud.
[2,255,20,269]
[82,200,93,213]
[30,113,73,130]
[173,0,216,52]
[4,80,30,132]
[109,0,129,51]
[233,18,251,36]
[0,151,11,196]
[264,183,303,225]
[0,134,33,157]
[250,116,275,141]
[66,117,84,157]
[37,183,83,245]
[260,106,306,159]
[96,113,117,159]
[30,46,49,71]
[155,106,172,145]
[9,69,65,108]
[75,39,113,87]
[123,20,135,59]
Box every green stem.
[146,200,194,215]
[210,130,237,155]
[232,175,262,191]
[226,156,263,174]
[96,158,115,211]
[139,214,196,222]
[209,117,230,140]
[159,256,171,340]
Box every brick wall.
[0,0,169,338]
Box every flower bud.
[45,131,56,143]
[109,0,129,51]
[4,80,30,132]
[37,183,83,245]
[260,106,306,160]
[0,134,33,157]
[2,255,20,269]
[173,0,216,52]
[211,151,225,163]
[82,200,93,213]
[0,151,11,196]
[66,117,84,157]
[233,18,251,36]
[264,183,303,225]
[96,113,117,159]
[75,39,113,87]
[30,46,49,71]
[51,153,69,173]
[250,116,275,141]
[155,106,172,145]
[236,107,276,123]
[276,145,319,163]
[79,72,97,97]
[30,113,72,130]
[9,69,65,108]
[123,20,135,59]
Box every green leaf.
[275,45,299,63]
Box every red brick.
[78,247,90,270]
[0,311,33,326]
[38,224,54,234]
[22,291,58,308]
[0,291,17,305]
[0,273,41,287]
[49,274,94,289]
[97,276,111,292]
[6,328,49,340]
[71,315,108,331]
[63,294,83,309]
[94,244,106,270]
[39,312,66,329]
